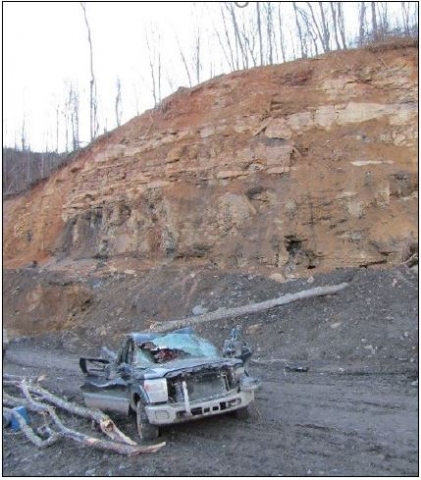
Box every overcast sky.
[3,2,218,150]
[3,2,412,152]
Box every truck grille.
[169,371,229,403]
[187,373,228,401]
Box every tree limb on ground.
[4,375,136,447]
[3,378,165,455]
[150,282,349,332]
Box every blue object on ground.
[10,406,29,431]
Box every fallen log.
[3,381,165,456]
[19,381,165,455]
[3,376,136,446]
[151,282,349,332]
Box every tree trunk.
[371,2,378,40]
[337,2,347,49]
[80,2,97,141]
[256,2,263,65]
[318,2,331,52]
[293,2,309,58]
[359,2,367,46]
[226,2,248,69]
[115,78,122,127]
[151,282,350,333]
[3,380,166,455]
[277,4,287,63]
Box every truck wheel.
[135,401,159,442]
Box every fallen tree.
[3,376,165,455]
[4,375,136,446]
[150,282,350,332]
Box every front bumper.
[145,388,255,425]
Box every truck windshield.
[135,332,221,365]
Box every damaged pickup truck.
[80,327,260,441]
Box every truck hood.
[134,356,242,379]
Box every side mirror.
[223,326,253,365]
[100,346,117,362]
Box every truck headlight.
[144,379,168,403]
[233,366,245,380]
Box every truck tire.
[135,401,159,442]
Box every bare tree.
[256,2,264,65]
[115,78,122,128]
[318,2,331,52]
[55,105,60,152]
[277,4,287,62]
[241,18,258,67]
[145,27,162,106]
[358,2,368,46]
[376,2,389,37]
[193,28,202,84]
[330,2,341,50]
[294,3,325,57]
[399,1,418,36]
[19,118,33,185]
[357,1,391,44]
[401,1,412,35]
[215,4,237,71]
[70,85,80,150]
[80,2,98,141]
[21,117,27,152]
[226,2,247,69]
[176,36,193,87]
[225,1,255,69]
[293,2,309,58]
[206,34,216,79]
[337,2,347,49]
[264,2,275,64]
[62,97,69,152]
[61,82,79,152]
[329,2,347,50]
[305,2,331,53]
[371,1,378,40]
[132,81,141,116]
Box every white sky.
[3,2,214,150]
[2,1,412,152]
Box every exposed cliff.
[3,40,418,278]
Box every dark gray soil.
[2,264,419,476]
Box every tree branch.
[151,282,350,332]
[3,378,166,455]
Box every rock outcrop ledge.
[3,41,418,277]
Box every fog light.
[155,410,170,421]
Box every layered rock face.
[3,41,418,277]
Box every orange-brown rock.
[3,41,418,277]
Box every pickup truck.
[79,327,260,441]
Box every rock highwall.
[3,41,418,277]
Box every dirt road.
[3,339,418,477]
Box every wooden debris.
[151,282,350,332]
[3,377,165,455]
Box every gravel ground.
[2,264,419,476]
